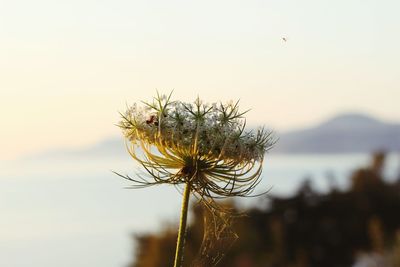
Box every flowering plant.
[117,92,274,266]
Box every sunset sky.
[1,0,399,160]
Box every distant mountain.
[25,137,127,160]
[26,113,400,160]
[274,113,400,153]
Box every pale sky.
[1,0,399,160]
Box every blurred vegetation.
[129,152,400,267]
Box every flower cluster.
[118,93,275,198]
[120,94,272,162]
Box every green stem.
[174,182,191,267]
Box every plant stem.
[174,182,191,267]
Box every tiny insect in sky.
[282,37,287,42]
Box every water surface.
[1,153,399,267]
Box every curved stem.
[174,182,191,267]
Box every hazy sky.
[1,0,399,159]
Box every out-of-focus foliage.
[130,152,400,267]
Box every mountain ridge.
[274,113,400,154]
[25,113,400,160]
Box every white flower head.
[118,92,275,198]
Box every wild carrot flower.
[117,92,275,266]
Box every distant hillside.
[27,113,400,160]
[24,137,127,160]
[274,113,400,153]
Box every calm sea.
[1,153,399,267]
